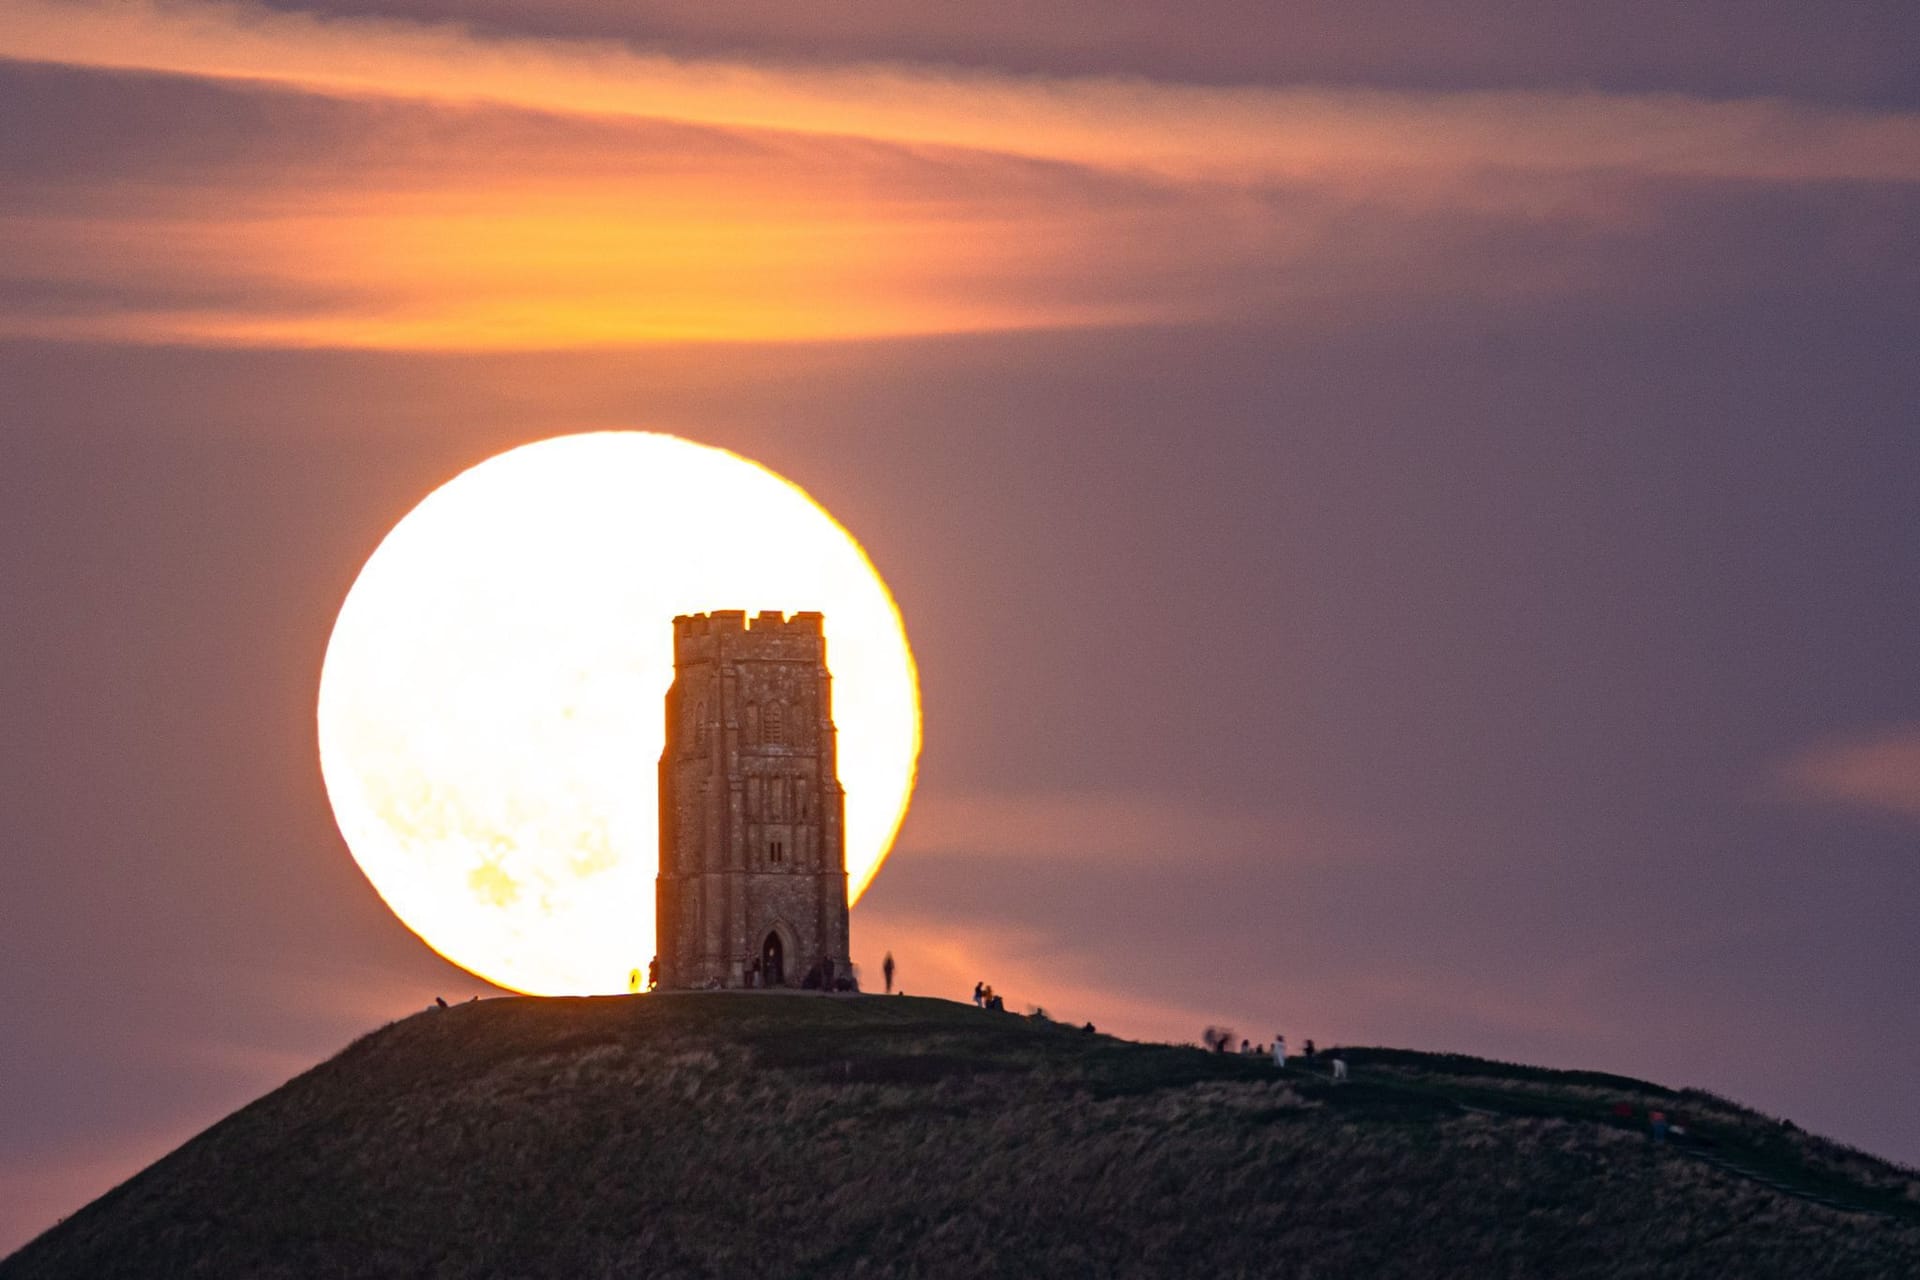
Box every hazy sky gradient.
[4,0,1918,1254]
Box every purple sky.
[4,0,1919,1253]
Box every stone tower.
[655,610,851,990]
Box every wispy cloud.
[895,787,1381,868]
[9,0,1920,185]
[3,1,1916,349]
[1777,725,1920,821]
[0,63,1190,347]
[0,61,1643,351]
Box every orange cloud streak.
[0,204,1149,349]
[9,0,1920,186]
[6,0,1918,349]
[1778,726,1920,822]
[0,131,1215,347]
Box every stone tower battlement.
[655,610,851,990]
[669,610,825,664]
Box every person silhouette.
[883,951,896,994]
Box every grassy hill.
[6,994,1918,1278]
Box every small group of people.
[1210,1029,1348,1080]
[971,981,1006,1012]
[800,958,856,991]
[1253,1036,1321,1064]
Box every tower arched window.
[694,699,708,752]
[765,701,785,747]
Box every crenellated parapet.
[672,610,826,665]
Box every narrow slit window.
[769,840,785,864]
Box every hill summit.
[6,994,1917,1278]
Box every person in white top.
[1273,1035,1287,1067]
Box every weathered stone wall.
[655,610,851,988]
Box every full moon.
[316,432,920,995]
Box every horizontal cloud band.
[4,0,1918,349]
[9,0,1920,186]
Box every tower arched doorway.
[761,932,785,987]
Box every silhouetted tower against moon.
[655,611,852,990]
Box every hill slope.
[6,994,1918,1279]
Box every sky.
[3,0,1919,1253]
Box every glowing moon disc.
[316,432,920,995]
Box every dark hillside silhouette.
[6,995,1917,1279]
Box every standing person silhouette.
[883,951,896,994]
